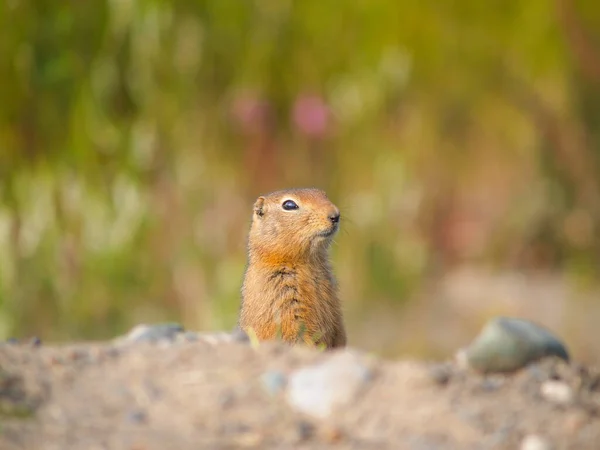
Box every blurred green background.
[2,0,600,362]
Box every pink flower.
[292,94,330,139]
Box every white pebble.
[286,351,371,419]
[540,380,574,405]
[521,434,551,450]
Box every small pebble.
[231,327,250,343]
[126,409,147,424]
[286,351,372,419]
[118,323,185,344]
[260,371,287,395]
[428,364,452,386]
[295,421,314,442]
[521,434,551,450]
[461,317,569,373]
[540,380,574,405]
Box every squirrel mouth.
[318,224,339,238]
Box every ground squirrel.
[237,188,347,349]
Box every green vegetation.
[1,1,599,353]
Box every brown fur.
[237,188,346,349]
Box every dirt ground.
[0,335,599,450]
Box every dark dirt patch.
[0,339,599,450]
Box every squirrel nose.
[329,212,341,224]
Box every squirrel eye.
[282,199,299,211]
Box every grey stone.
[461,317,569,373]
[231,327,250,343]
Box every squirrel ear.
[253,197,265,218]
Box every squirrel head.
[248,188,341,263]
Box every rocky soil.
[0,330,599,450]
